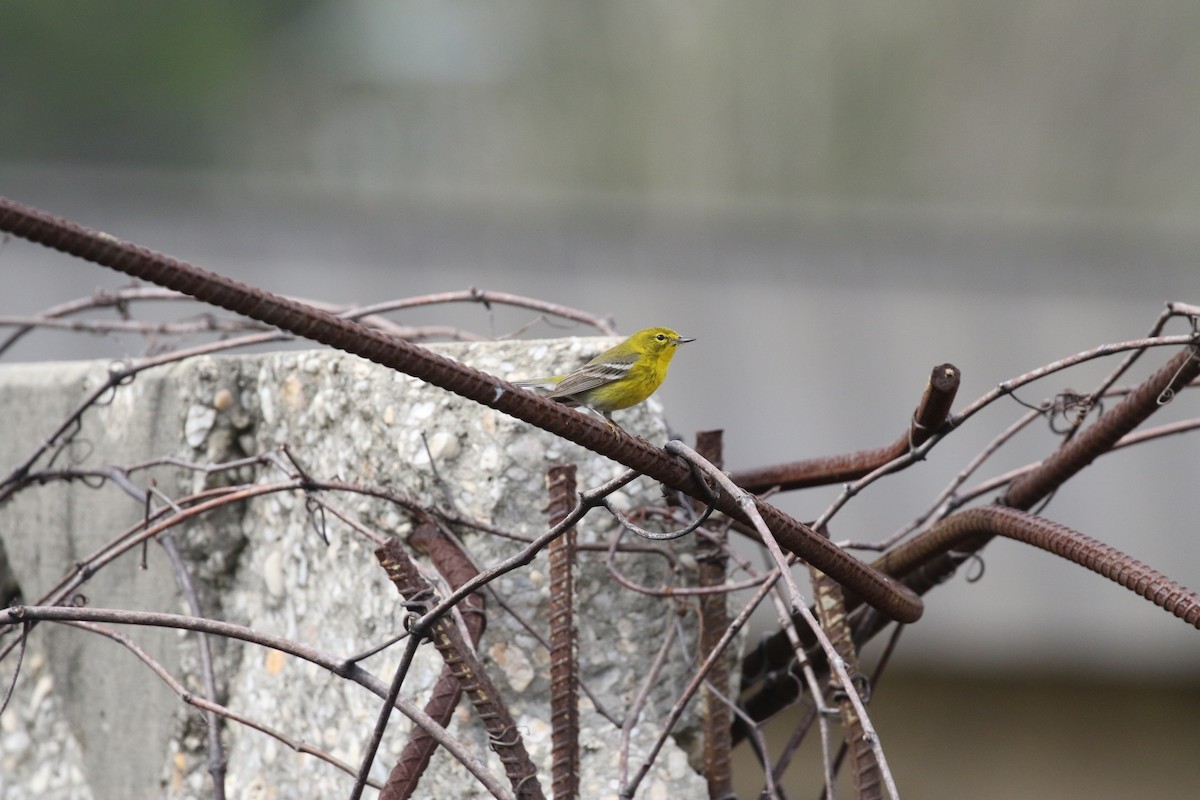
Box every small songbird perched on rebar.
[513,327,695,432]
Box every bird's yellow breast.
[584,350,672,412]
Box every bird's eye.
[656,334,666,341]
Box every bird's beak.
[675,335,696,344]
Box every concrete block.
[0,339,711,799]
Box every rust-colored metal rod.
[863,343,1200,624]
[382,523,487,800]
[859,343,1200,625]
[746,346,1200,682]
[738,339,1200,736]
[376,540,545,799]
[693,430,735,800]
[869,506,1200,628]
[807,568,877,798]
[744,440,1200,695]
[735,504,1200,741]
[0,196,920,624]
[1003,345,1200,510]
[546,464,580,800]
[865,344,1200,602]
[729,363,960,493]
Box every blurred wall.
[2,2,1198,796]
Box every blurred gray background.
[2,3,1198,797]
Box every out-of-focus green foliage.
[0,2,310,165]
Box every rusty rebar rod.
[0,196,920,625]
[737,345,1200,731]
[693,430,735,800]
[375,540,545,800]
[735,504,1200,742]
[728,363,960,493]
[763,342,1198,670]
[871,342,1200,609]
[870,506,1200,629]
[381,523,487,800]
[546,464,580,800]
[809,566,879,799]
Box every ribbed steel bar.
[736,341,1200,721]
[693,430,735,800]
[546,464,580,800]
[381,524,487,800]
[376,539,545,799]
[0,196,920,624]
[728,363,960,493]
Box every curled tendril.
[94,363,136,406]
[963,552,987,583]
[1048,391,1096,433]
[512,772,540,796]
[304,496,329,545]
[831,672,873,704]
[1159,345,1200,405]
[603,447,723,541]
[604,497,717,541]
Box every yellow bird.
[515,327,695,431]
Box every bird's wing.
[546,353,636,398]
[511,377,558,391]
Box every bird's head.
[630,327,696,358]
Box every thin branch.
[618,622,678,790]
[159,534,228,800]
[0,604,514,799]
[64,619,383,791]
[665,441,900,800]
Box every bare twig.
[1003,345,1200,510]
[352,634,427,800]
[620,565,782,799]
[0,604,514,798]
[617,620,678,791]
[759,556,837,798]
[158,534,228,800]
[65,619,383,791]
[327,288,618,337]
[666,440,900,800]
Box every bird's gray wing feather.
[547,354,635,398]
